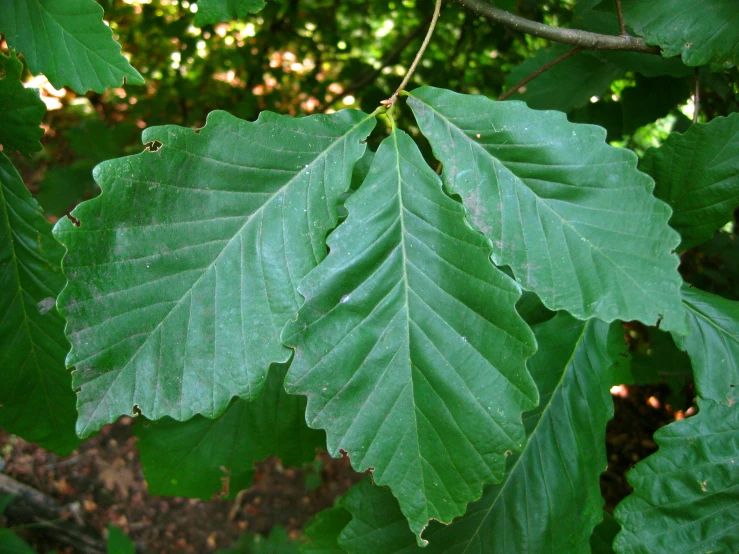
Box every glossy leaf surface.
[614,399,739,553]
[337,314,620,553]
[283,127,538,542]
[643,113,739,251]
[0,152,80,454]
[408,87,686,333]
[0,0,144,94]
[54,109,375,436]
[0,52,45,155]
[135,363,323,499]
[674,286,738,406]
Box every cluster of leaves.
[1,0,738,553]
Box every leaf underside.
[135,363,324,500]
[643,112,739,252]
[0,152,80,454]
[408,87,686,334]
[614,399,739,553]
[283,127,538,542]
[337,314,620,554]
[54,109,375,437]
[0,0,144,94]
[0,52,46,155]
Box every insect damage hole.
[144,140,163,152]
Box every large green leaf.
[337,314,621,553]
[408,87,686,333]
[54,109,375,437]
[0,0,144,94]
[135,363,324,499]
[282,126,538,542]
[674,286,738,406]
[577,11,692,79]
[0,152,80,454]
[502,45,624,112]
[621,0,739,68]
[195,0,267,26]
[642,113,739,251]
[614,399,739,553]
[0,52,45,155]
[301,506,352,554]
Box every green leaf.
[0,0,144,94]
[301,506,352,554]
[577,11,693,78]
[614,399,739,553]
[642,113,739,252]
[195,0,267,26]
[337,314,622,553]
[503,45,624,112]
[628,328,692,396]
[0,152,80,454]
[620,76,691,135]
[674,286,738,406]
[621,0,739,68]
[408,87,687,334]
[590,512,620,554]
[282,126,538,542]
[218,526,299,554]
[53,109,375,437]
[135,363,324,499]
[0,52,45,155]
[0,528,36,554]
[106,525,135,554]
[337,480,415,553]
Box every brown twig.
[452,0,660,54]
[693,67,700,124]
[614,0,629,37]
[498,47,583,101]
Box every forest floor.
[0,382,690,553]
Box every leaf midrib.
[78,114,374,432]
[27,0,142,83]
[455,321,589,554]
[410,95,661,316]
[0,176,63,438]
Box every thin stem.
[693,67,700,124]
[452,0,660,54]
[498,47,582,101]
[383,0,443,109]
[320,12,433,112]
[615,0,629,37]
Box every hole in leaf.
[66,214,81,227]
[132,404,142,416]
[144,140,163,152]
